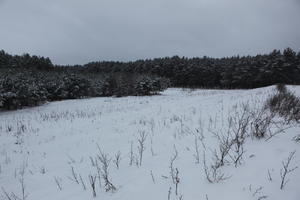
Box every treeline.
[0,50,169,110]
[85,48,300,88]
[0,48,300,110]
[0,50,53,70]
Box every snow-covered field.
[0,86,299,200]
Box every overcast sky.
[0,0,300,65]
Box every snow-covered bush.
[134,75,170,96]
[134,77,153,96]
[100,73,169,97]
[61,74,93,99]
[0,69,169,110]
[0,72,50,109]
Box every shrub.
[276,83,287,94]
[265,85,300,123]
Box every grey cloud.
[0,0,300,65]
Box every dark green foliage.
[0,72,48,109]
[1,48,300,110]
[100,73,169,97]
[85,48,300,89]
[0,50,53,70]
[0,67,169,110]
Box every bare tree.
[230,144,245,167]
[167,148,181,198]
[170,146,178,184]
[280,151,298,190]
[2,164,28,200]
[88,174,97,197]
[211,128,233,168]
[94,159,102,189]
[19,165,27,200]
[129,141,134,166]
[203,151,231,183]
[113,151,121,169]
[137,131,147,166]
[68,166,79,184]
[54,176,62,191]
[250,109,274,139]
[97,150,116,192]
[193,136,201,164]
[230,105,250,166]
[79,174,86,190]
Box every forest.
[0,48,300,110]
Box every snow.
[0,86,299,200]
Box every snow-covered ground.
[0,86,299,200]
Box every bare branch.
[280,151,298,190]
